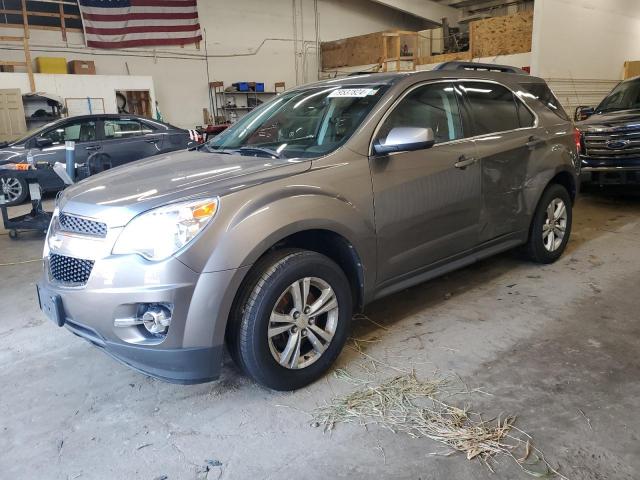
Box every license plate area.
[37,285,65,327]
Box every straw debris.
[313,371,567,478]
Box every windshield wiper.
[237,146,282,159]
[192,143,236,154]
[195,144,282,158]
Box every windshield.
[596,79,640,113]
[8,120,59,145]
[204,85,388,159]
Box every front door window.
[42,120,97,144]
[375,82,464,145]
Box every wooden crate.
[469,11,533,58]
[321,32,385,69]
[321,30,419,71]
[623,61,640,79]
[321,11,534,71]
[418,51,472,66]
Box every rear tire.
[227,249,352,391]
[525,183,572,264]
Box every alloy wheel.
[268,277,339,370]
[0,176,22,203]
[542,197,568,252]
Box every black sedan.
[0,114,195,206]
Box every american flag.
[78,0,202,49]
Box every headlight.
[43,206,60,258]
[112,197,219,261]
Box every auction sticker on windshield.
[328,88,378,98]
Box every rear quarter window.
[516,99,536,128]
[519,82,570,121]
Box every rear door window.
[104,119,154,139]
[459,82,521,135]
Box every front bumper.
[52,308,222,384]
[38,252,248,384]
[580,167,640,185]
[580,156,640,184]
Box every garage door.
[546,78,620,118]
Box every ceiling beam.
[368,0,460,26]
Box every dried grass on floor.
[313,370,567,478]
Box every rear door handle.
[85,145,101,151]
[526,135,545,148]
[146,138,159,144]
[454,155,477,169]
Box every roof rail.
[347,71,380,76]
[433,61,529,75]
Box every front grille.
[583,124,640,159]
[59,213,107,238]
[49,254,94,286]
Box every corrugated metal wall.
[546,78,619,119]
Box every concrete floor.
[1,189,639,480]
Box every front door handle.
[85,145,101,151]
[526,135,545,148]
[454,155,477,169]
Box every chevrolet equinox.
[37,65,580,390]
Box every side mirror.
[373,127,435,155]
[35,137,54,149]
[574,106,594,121]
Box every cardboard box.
[68,60,96,75]
[623,60,640,80]
[35,57,67,74]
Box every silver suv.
[37,66,580,390]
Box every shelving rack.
[209,82,280,123]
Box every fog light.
[141,305,172,334]
[113,303,173,335]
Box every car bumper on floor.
[36,254,246,384]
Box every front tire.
[0,174,28,206]
[525,183,572,263]
[228,249,352,391]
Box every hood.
[578,109,640,130]
[59,149,311,226]
[0,145,27,165]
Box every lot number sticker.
[328,88,378,98]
